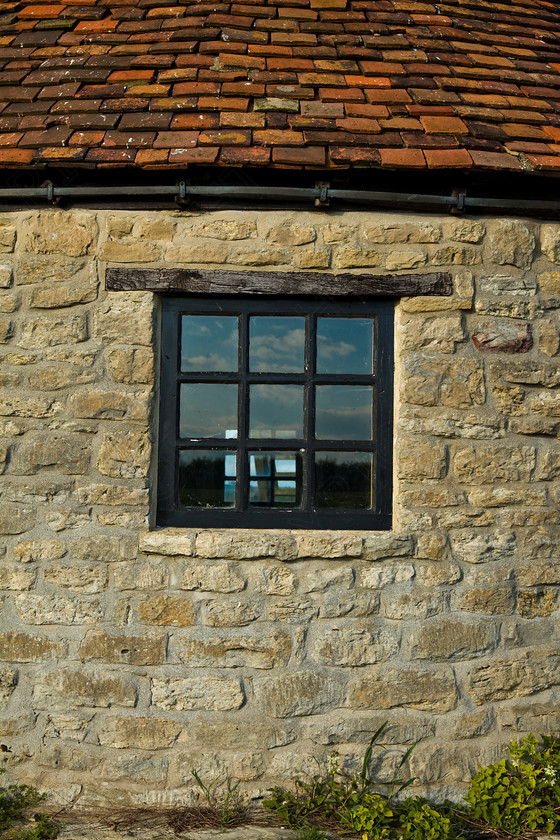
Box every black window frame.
[157,295,394,530]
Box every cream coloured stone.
[450,529,515,563]
[195,220,257,240]
[454,444,535,483]
[538,271,560,293]
[0,665,17,706]
[475,298,542,319]
[363,533,414,560]
[187,718,296,750]
[99,716,181,750]
[322,224,356,244]
[333,246,381,269]
[107,216,134,238]
[175,629,291,668]
[101,754,168,784]
[195,530,297,560]
[298,248,331,269]
[96,430,151,478]
[478,273,536,296]
[320,591,379,618]
[497,701,560,734]
[452,583,515,615]
[253,670,343,717]
[492,385,524,416]
[0,505,35,534]
[401,356,485,408]
[151,675,244,711]
[361,563,415,588]
[19,313,88,348]
[140,530,195,556]
[166,242,230,264]
[44,564,107,593]
[11,434,90,475]
[469,650,560,703]
[0,265,13,287]
[70,388,150,421]
[521,527,560,560]
[29,282,97,309]
[409,618,498,660]
[540,224,560,263]
[182,561,246,592]
[77,484,148,506]
[398,440,448,480]
[365,225,408,244]
[0,631,67,662]
[385,251,426,270]
[310,626,399,666]
[296,533,363,559]
[467,486,546,508]
[79,629,166,665]
[416,563,462,586]
[444,220,485,243]
[25,211,97,257]
[431,246,480,266]
[266,599,317,623]
[0,712,37,736]
[0,292,19,313]
[516,561,560,586]
[538,319,560,356]
[135,220,175,241]
[112,562,169,591]
[70,535,137,563]
[382,590,445,619]
[267,224,315,246]
[0,566,36,589]
[256,565,296,595]
[408,224,442,243]
[93,292,154,347]
[486,220,535,268]
[228,247,291,267]
[203,599,261,626]
[347,665,457,712]
[400,314,465,354]
[0,318,12,342]
[15,593,102,625]
[107,347,154,384]
[101,241,161,263]
[34,669,137,708]
[137,595,196,626]
[14,539,65,563]
[300,566,354,592]
[28,365,97,391]
[0,394,59,418]
[517,589,558,618]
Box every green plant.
[17,815,59,840]
[0,769,58,840]
[466,733,560,834]
[399,798,454,840]
[191,769,248,827]
[347,794,394,840]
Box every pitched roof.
[1,0,560,173]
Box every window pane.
[316,317,373,375]
[315,385,373,440]
[249,384,304,438]
[315,452,372,509]
[249,316,305,372]
[180,383,238,438]
[179,450,236,508]
[181,315,238,372]
[248,451,302,508]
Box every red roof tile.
[0,0,560,172]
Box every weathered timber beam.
[105,269,453,297]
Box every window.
[157,297,393,529]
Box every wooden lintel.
[105,268,453,297]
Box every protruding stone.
[19,313,88,349]
[96,430,151,479]
[79,629,166,665]
[137,595,196,626]
[486,220,535,268]
[151,676,244,711]
[409,618,498,660]
[98,716,181,750]
[15,593,102,625]
[181,562,246,592]
[472,321,532,353]
[33,669,137,709]
[454,445,535,484]
[0,632,67,662]
[253,670,344,717]
[310,626,399,666]
[469,651,560,703]
[11,434,90,475]
[175,629,291,669]
[0,665,17,706]
[348,665,457,712]
[25,211,97,257]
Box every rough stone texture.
[0,207,559,805]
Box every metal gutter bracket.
[451,188,466,215]
[315,181,330,208]
[175,180,189,208]
[42,180,60,206]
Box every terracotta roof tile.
[0,0,558,174]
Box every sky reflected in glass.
[181,315,238,372]
[315,385,372,440]
[180,383,238,438]
[249,316,305,372]
[250,384,304,438]
[316,318,373,375]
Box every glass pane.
[180,383,238,438]
[315,451,372,509]
[181,315,238,372]
[249,316,305,372]
[248,451,302,508]
[249,384,304,439]
[179,449,236,508]
[315,385,372,440]
[316,317,373,375]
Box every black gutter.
[1,180,560,217]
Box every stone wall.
[0,207,559,806]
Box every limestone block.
[494,358,560,387]
[79,629,166,665]
[203,599,261,626]
[44,564,108,593]
[0,566,36,590]
[322,224,356,244]
[140,530,195,556]
[540,224,560,263]
[0,505,35,534]
[195,530,297,560]
[538,319,560,356]
[166,242,230,264]
[0,318,12,343]
[296,533,363,559]
[452,709,495,740]
[0,292,19,313]
[492,385,524,415]
[300,566,354,592]
[107,347,154,384]
[16,255,89,287]
[25,211,97,257]
[385,251,426,271]
[538,271,560,293]
[266,599,318,623]
[486,220,535,268]
[382,590,445,619]
[365,225,408,244]
[137,595,196,626]
[347,665,457,712]
[472,321,532,353]
[189,718,297,752]
[0,631,67,662]
[151,675,244,711]
[467,487,546,508]
[397,441,447,480]
[100,241,161,263]
[409,618,498,660]
[101,754,168,784]
[15,593,102,625]
[107,216,134,238]
[33,669,137,709]
[452,583,515,614]
[298,248,331,269]
[475,299,541,319]
[98,716,181,750]
[468,650,560,703]
[521,528,560,560]
[444,220,485,243]
[361,563,415,588]
[517,589,558,618]
[11,434,90,475]
[0,712,37,736]
[528,391,560,417]
[0,394,59,418]
[0,665,17,706]
[416,563,462,586]
[228,247,291,267]
[182,562,246,592]
[267,224,315,246]
[450,529,515,564]
[14,539,65,563]
[70,388,150,421]
[497,700,560,734]
[28,366,97,391]
[77,484,148,506]
[256,565,296,595]
[333,247,381,269]
[363,533,414,561]
[112,562,169,591]
[478,274,536,296]
[29,282,97,309]
[135,220,175,241]
[453,445,535,483]
[70,535,137,563]
[253,670,344,717]
[36,743,102,772]
[96,430,151,479]
[175,629,291,668]
[400,314,465,354]
[319,591,379,617]
[431,246,480,266]
[0,265,13,288]
[310,626,399,666]
[516,561,560,586]
[19,313,88,348]
[401,356,485,408]
[194,220,257,240]
[93,292,154,346]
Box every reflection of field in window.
[315,453,372,509]
[178,451,236,508]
